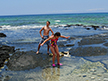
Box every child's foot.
[52,64,56,67]
[57,63,63,66]
[47,51,49,54]
[36,51,39,54]
[47,51,50,55]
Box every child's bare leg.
[55,45,62,66]
[36,43,41,54]
[50,46,56,64]
[47,45,50,54]
[55,45,60,64]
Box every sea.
[0,13,108,52]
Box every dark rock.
[0,45,15,68]
[7,51,51,71]
[64,24,72,27]
[0,45,15,53]
[88,25,99,30]
[66,44,74,47]
[103,43,108,47]
[0,52,9,67]
[0,26,2,28]
[75,24,83,26]
[0,33,6,37]
[79,37,106,46]
[86,28,91,30]
[69,47,107,56]
[83,25,88,27]
[92,26,99,30]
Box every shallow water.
[1,55,108,81]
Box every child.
[41,32,70,67]
[36,21,54,54]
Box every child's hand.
[65,36,70,39]
[40,43,44,46]
[41,36,44,39]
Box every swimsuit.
[40,35,50,45]
[50,38,58,47]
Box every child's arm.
[60,35,70,39]
[41,37,52,46]
[50,28,54,35]
[39,27,44,38]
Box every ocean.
[0,13,108,51]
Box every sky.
[0,0,108,16]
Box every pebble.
[90,69,96,72]
[91,77,95,80]
[104,78,108,81]
[83,75,87,77]
[97,74,102,77]
[92,72,97,75]
[78,75,81,77]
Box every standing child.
[36,21,54,54]
[41,32,70,67]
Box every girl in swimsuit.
[41,32,70,67]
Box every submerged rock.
[69,47,107,56]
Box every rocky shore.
[0,45,15,68]
[0,33,15,68]
[1,25,108,81]
[56,24,106,30]
[3,31,108,71]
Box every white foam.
[0,25,44,30]
[0,24,75,30]
[55,20,61,22]
[103,27,108,30]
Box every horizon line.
[0,12,108,17]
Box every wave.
[0,23,108,31]
[55,20,61,22]
[0,25,44,30]
[102,26,108,30]
[0,24,66,30]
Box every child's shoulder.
[49,35,54,38]
[43,26,46,28]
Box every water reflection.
[42,67,60,81]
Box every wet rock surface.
[78,37,106,46]
[0,45,15,67]
[69,47,107,56]
[7,51,51,71]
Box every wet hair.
[47,21,50,24]
[54,32,61,36]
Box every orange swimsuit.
[50,38,58,47]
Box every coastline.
[0,25,108,81]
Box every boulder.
[0,33,6,37]
[0,45,15,68]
